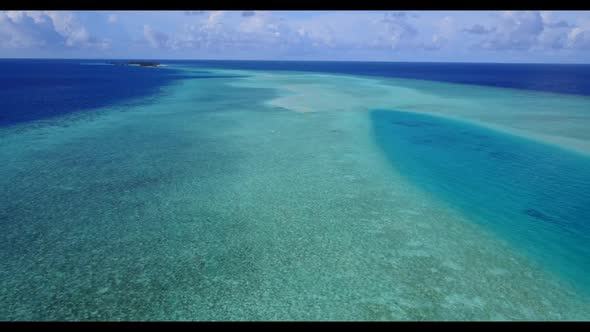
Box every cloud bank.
[0,11,109,50]
[1,10,589,62]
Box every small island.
[108,61,161,67]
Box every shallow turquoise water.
[1,66,590,320]
[372,110,590,295]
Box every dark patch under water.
[390,120,435,128]
[489,151,520,161]
[372,109,590,294]
[523,208,555,223]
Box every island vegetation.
[108,61,161,67]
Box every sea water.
[372,109,590,295]
[1,60,589,320]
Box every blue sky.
[1,10,590,63]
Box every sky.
[1,10,590,63]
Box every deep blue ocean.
[0,59,193,126]
[179,60,590,96]
[2,59,590,127]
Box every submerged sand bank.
[214,68,590,156]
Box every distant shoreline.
[108,61,161,67]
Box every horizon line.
[1,57,589,66]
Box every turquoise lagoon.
[1,63,590,320]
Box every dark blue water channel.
[372,109,590,295]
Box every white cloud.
[6,10,585,61]
[159,11,454,58]
[567,24,590,50]
[143,24,169,49]
[0,11,63,48]
[463,24,496,35]
[466,11,585,52]
[481,11,545,50]
[184,11,205,16]
[108,14,118,24]
[286,11,428,52]
[377,12,419,49]
[170,11,299,53]
[0,11,109,50]
[429,16,455,50]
